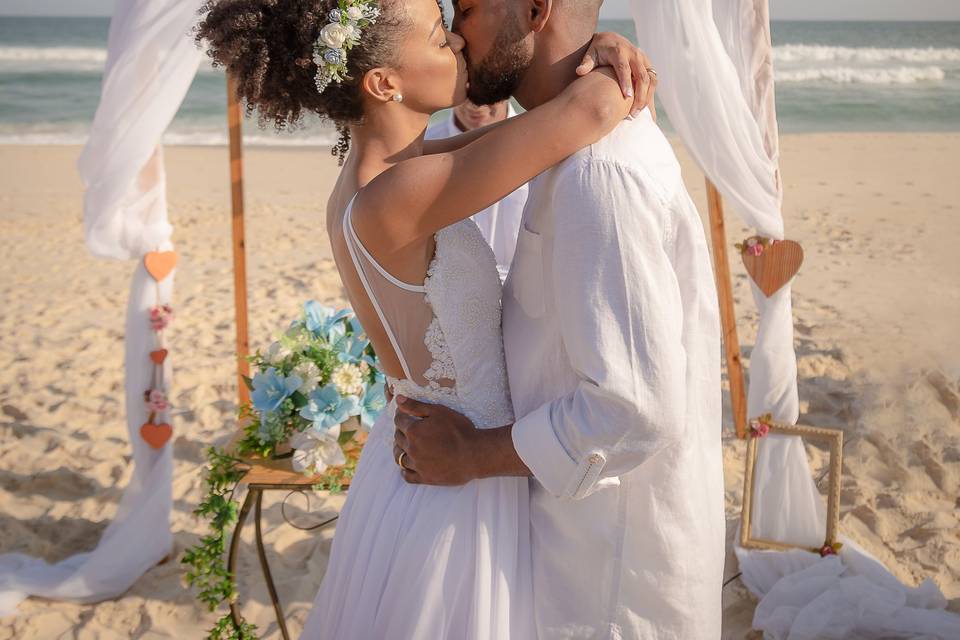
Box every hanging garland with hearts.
[140,250,177,449]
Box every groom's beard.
[465,19,531,106]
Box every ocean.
[1,17,958,146]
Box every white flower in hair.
[320,22,352,49]
[313,0,381,95]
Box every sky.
[1,0,959,21]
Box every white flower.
[346,6,364,20]
[319,22,352,49]
[264,340,291,365]
[331,363,364,396]
[291,426,346,475]
[343,23,360,44]
[292,361,321,394]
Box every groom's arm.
[508,157,687,499]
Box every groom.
[394,0,724,637]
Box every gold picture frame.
[740,422,844,553]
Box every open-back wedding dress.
[300,197,533,639]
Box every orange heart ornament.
[140,422,173,449]
[144,251,178,282]
[741,238,804,297]
[150,349,168,365]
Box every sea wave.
[777,66,946,85]
[0,45,219,73]
[0,127,338,147]
[773,44,960,64]
[0,46,106,62]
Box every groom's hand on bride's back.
[393,396,484,485]
[394,396,531,486]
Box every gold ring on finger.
[646,67,657,76]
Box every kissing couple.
[197,0,724,637]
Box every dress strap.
[342,196,417,382]
[343,199,425,293]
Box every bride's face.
[393,0,468,112]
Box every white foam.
[777,66,946,85]
[0,127,338,147]
[0,46,107,62]
[773,44,960,64]
[0,46,219,73]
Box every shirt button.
[588,453,603,464]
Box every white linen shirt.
[426,107,528,281]
[502,110,725,639]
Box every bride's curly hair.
[195,0,408,164]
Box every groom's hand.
[577,32,658,120]
[393,396,484,486]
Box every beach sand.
[1,134,958,638]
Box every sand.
[0,134,957,639]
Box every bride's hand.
[577,32,658,120]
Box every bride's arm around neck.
[351,67,630,256]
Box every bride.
[196,0,647,636]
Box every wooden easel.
[706,180,748,439]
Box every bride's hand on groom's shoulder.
[393,396,485,486]
[577,32,658,120]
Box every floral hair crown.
[313,0,382,94]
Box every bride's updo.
[195,0,408,162]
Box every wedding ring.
[397,450,408,470]
[646,67,657,76]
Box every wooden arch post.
[227,73,250,407]
[706,179,748,439]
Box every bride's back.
[326,177,513,428]
[326,181,454,392]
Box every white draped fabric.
[632,0,960,637]
[0,0,202,615]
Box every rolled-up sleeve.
[511,158,687,499]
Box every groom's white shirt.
[502,109,724,639]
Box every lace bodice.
[341,200,514,433]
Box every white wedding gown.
[300,200,534,639]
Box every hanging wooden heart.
[144,251,178,282]
[741,238,804,297]
[140,422,173,449]
[150,349,168,365]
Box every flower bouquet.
[240,300,386,477]
[183,301,385,640]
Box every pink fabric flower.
[820,544,838,557]
[748,244,763,257]
[150,304,174,332]
[144,389,169,413]
[750,420,770,438]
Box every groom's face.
[452,0,533,105]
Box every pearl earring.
[392,94,403,103]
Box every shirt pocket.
[511,226,545,318]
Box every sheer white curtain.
[0,0,203,614]
[632,1,960,637]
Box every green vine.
[181,303,380,638]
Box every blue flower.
[360,381,387,428]
[348,315,365,338]
[300,384,360,432]
[336,334,373,365]
[324,48,344,65]
[304,301,351,341]
[328,8,343,22]
[251,367,303,413]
